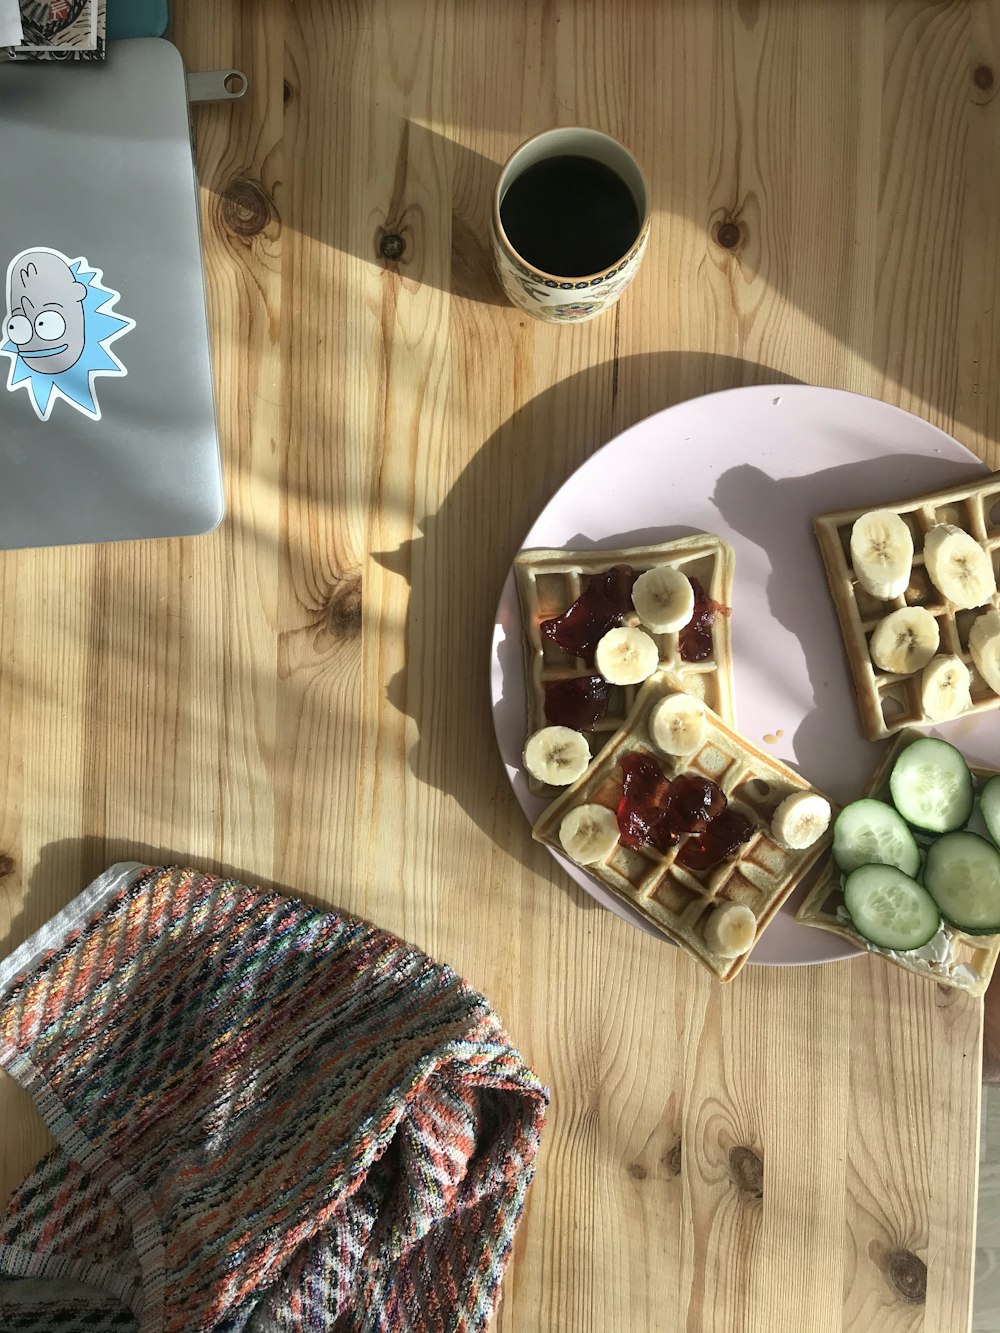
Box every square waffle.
[795,729,1000,996]
[532,672,835,981]
[514,536,736,793]
[814,473,1000,741]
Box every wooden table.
[1,1,994,1328]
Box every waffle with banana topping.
[532,672,836,981]
[514,535,736,793]
[814,474,1000,741]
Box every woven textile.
[0,863,548,1332]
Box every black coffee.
[500,154,641,278]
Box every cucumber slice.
[888,737,973,833]
[981,775,1000,849]
[832,799,921,876]
[964,801,992,842]
[843,865,941,951]
[922,831,1000,934]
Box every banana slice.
[923,524,996,608]
[920,654,972,722]
[702,902,756,958]
[970,609,1000,695]
[868,606,940,675]
[649,693,706,756]
[631,567,695,633]
[559,804,620,864]
[594,627,659,686]
[523,726,591,786]
[850,509,914,600]
[771,791,832,850]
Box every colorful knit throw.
[0,863,548,1331]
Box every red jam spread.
[667,774,727,834]
[678,578,728,663]
[615,751,755,869]
[544,675,612,730]
[620,752,668,807]
[540,565,636,663]
[617,753,677,852]
[676,808,756,873]
[618,802,681,853]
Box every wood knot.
[378,231,406,263]
[627,1162,647,1181]
[729,1145,763,1197]
[716,220,742,250]
[664,1140,682,1176]
[219,176,278,239]
[283,79,295,105]
[935,980,964,1008]
[885,1249,926,1304]
[974,64,994,91]
[0,853,14,880]
[325,573,363,638]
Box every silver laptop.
[0,38,224,549]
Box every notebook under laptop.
[0,37,224,549]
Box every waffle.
[514,536,736,793]
[795,730,1000,996]
[532,672,836,981]
[814,473,1000,741]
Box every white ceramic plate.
[490,384,998,965]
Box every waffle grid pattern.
[814,475,1000,740]
[532,673,834,981]
[514,537,736,793]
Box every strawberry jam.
[618,802,681,853]
[620,752,669,807]
[617,752,677,851]
[678,578,728,663]
[676,808,756,873]
[544,675,612,730]
[615,752,754,865]
[667,774,726,834]
[540,565,637,663]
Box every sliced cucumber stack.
[981,775,1000,849]
[843,865,941,951]
[824,733,1000,956]
[922,832,1000,934]
[832,799,920,877]
[888,737,973,833]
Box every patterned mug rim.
[491,127,651,286]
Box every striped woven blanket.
[0,863,548,1331]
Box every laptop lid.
[0,38,224,549]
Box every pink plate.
[490,384,998,965]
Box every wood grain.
[0,0,995,1328]
[975,1086,1000,1330]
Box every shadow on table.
[712,453,985,784]
[0,838,328,964]
[184,0,1000,441]
[296,111,510,308]
[372,351,802,906]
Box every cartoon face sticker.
[7,252,88,376]
[1,247,135,422]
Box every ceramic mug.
[491,127,650,324]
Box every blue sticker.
[1,247,135,422]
